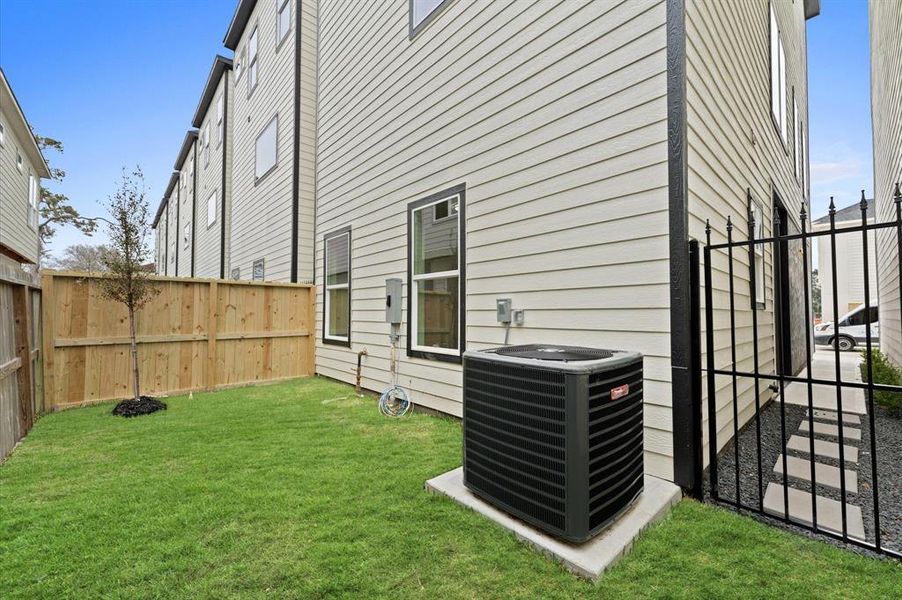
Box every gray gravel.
[706,396,902,557]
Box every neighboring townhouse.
[191,56,234,279]
[222,0,317,282]
[872,0,902,366]
[312,0,817,481]
[0,68,50,277]
[155,173,180,276]
[174,131,198,277]
[812,200,877,323]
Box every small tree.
[96,168,159,402]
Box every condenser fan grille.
[493,344,614,361]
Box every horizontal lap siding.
[687,0,809,464]
[176,142,196,277]
[230,0,303,282]
[166,196,178,276]
[0,107,39,264]
[315,0,672,479]
[195,73,230,279]
[872,0,902,367]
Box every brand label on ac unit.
[611,384,629,400]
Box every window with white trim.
[235,48,244,79]
[203,123,210,168]
[216,94,224,147]
[0,120,5,145]
[277,0,290,44]
[410,0,449,36]
[751,200,765,309]
[206,191,217,228]
[770,4,788,143]
[16,149,23,171]
[27,172,38,228]
[247,26,259,94]
[324,229,350,344]
[189,156,194,179]
[253,258,265,281]
[255,116,278,180]
[409,187,464,358]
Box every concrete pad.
[763,483,865,541]
[786,435,859,463]
[780,383,867,415]
[798,420,861,441]
[773,454,858,493]
[425,467,681,581]
[807,409,862,425]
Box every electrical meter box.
[496,298,512,323]
[385,278,403,324]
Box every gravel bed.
[705,396,902,557]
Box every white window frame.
[410,0,451,38]
[252,258,265,281]
[206,190,217,228]
[0,120,5,146]
[751,200,765,309]
[276,0,291,45]
[204,123,211,168]
[769,3,788,144]
[409,189,463,358]
[216,94,224,148]
[16,149,23,171]
[323,229,351,344]
[247,26,259,96]
[27,172,38,229]
[255,115,278,182]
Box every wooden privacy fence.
[41,271,315,410]
[0,262,41,461]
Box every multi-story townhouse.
[173,130,198,277]
[312,0,818,482]
[872,0,902,366]
[191,56,234,279]
[0,68,50,277]
[222,0,317,282]
[152,172,180,276]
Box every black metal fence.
[696,185,902,559]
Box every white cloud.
[810,158,864,184]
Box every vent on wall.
[462,345,644,543]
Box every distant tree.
[96,168,159,402]
[45,244,117,272]
[34,135,98,255]
[812,268,822,318]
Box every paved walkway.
[766,351,867,541]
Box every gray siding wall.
[315,0,672,478]
[872,0,902,366]
[176,142,197,277]
[194,71,233,278]
[229,0,316,283]
[686,0,811,462]
[166,194,178,276]
[0,106,39,264]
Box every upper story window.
[247,26,259,95]
[16,149,23,171]
[255,115,278,181]
[277,0,290,44]
[410,0,451,37]
[27,173,39,229]
[769,3,788,144]
[206,190,217,228]
[408,184,465,361]
[324,228,351,345]
[235,48,244,79]
[216,94,224,147]
[189,156,195,179]
[203,123,211,168]
[0,120,5,146]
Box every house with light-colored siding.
[172,131,198,277]
[157,173,180,276]
[191,56,234,279]
[872,0,902,367]
[312,0,818,482]
[223,0,317,282]
[0,68,50,271]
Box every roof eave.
[0,68,51,179]
[224,0,257,50]
[173,130,199,170]
[191,56,233,128]
[804,0,820,19]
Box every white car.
[814,304,880,351]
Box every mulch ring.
[112,396,167,418]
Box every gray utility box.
[385,278,402,324]
[462,344,644,543]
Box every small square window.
[231,267,241,280]
[252,258,265,281]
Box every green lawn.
[1,378,899,599]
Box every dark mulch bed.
[112,396,167,418]
[708,396,902,557]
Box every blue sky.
[0,0,874,258]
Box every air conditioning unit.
[462,344,644,543]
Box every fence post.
[40,274,55,412]
[207,280,218,390]
[307,286,316,377]
[12,285,34,432]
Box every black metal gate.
[696,185,902,559]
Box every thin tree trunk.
[129,305,140,401]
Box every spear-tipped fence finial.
[894,182,901,203]
[726,215,733,232]
[829,196,836,214]
[860,189,868,212]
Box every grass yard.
[1,377,900,599]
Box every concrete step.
[786,435,859,463]
[773,454,858,493]
[798,420,862,441]
[763,483,865,540]
[780,383,867,415]
[807,409,862,426]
